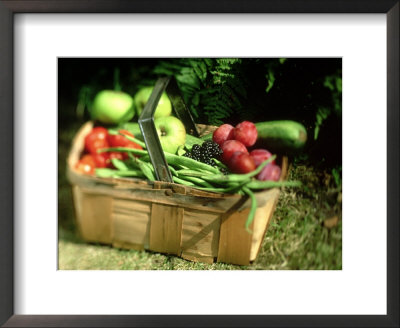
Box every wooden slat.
[112,199,151,249]
[67,167,240,203]
[249,189,280,261]
[196,123,217,137]
[149,204,184,255]
[72,185,83,225]
[66,121,93,170]
[112,240,144,251]
[76,185,240,214]
[180,252,214,264]
[249,159,289,261]
[74,188,113,244]
[180,209,220,262]
[217,208,254,266]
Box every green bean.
[164,152,220,174]
[200,156,276,184]
[136,159,156,181]
[95,168,145,178]
[126,154,141,169]
[176,145,186,156]
[178,175,214,188]
[140,155,150,162]
[227,180,250,187]
[194,180,248,194]
[211,158,228,170]
[168,165,178,177]
[172,176,195,186]
[99,147,147,156]
[110,158,129,171]
[243,187,257,234]
[246,180,302,190]
[118,131,147,149]
[108,128,119,135]
[176,169,215,178]
[99,147,220,174]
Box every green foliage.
[113,67,121,91]
[76,85,92,119]
[153,58,248,125]
[314,72,342,140]
[332,166,342,188]
[264,58,287,94]
[314,107,331,140]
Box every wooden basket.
[66,121,288,265]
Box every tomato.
[93,152,110,168]
[109,152,124,161]
[107,130,135,147]
[107,130,142,159]
[108,152,125,167]
[75,154,96,175]
[119,129,134,138]
[84,126,109,155]
[107,134,130,148]
[124,141,143,158]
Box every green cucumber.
[253,120,307,154]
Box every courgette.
[253,120,307,154]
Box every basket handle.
[138,76,198,183]
[165,77,199,138]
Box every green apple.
[134,86,172,119]
[91,90,135,124]
[154,116,186,154]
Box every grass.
[58,124,342,270]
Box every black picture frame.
[1,1,398,327]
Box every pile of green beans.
[96,132,301,232]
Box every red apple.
[233,121,258,147]
[256,163,281,181]
[212,124,235,146]
[249,149,276,167]
[221,140,248,164]
[227,152,256,174]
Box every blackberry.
[183,142,223,169]
[201,140,222,159]
[183,152,192,159]
[204,158,217,167]
[191,144,202,161]
[199,141,222,165]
